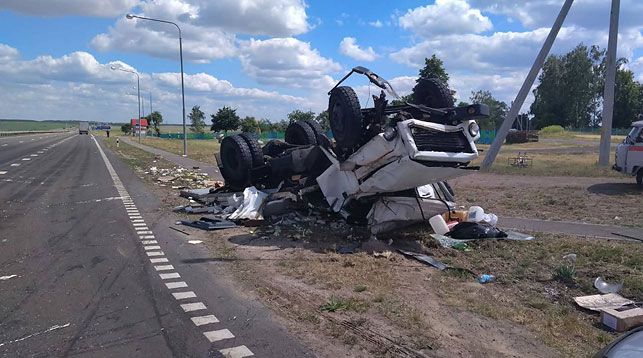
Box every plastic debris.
[446,222,507,240]
[477,274,495,284]
[594,276,623,294]
[228,187,268,220]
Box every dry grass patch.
[136,137,220,165]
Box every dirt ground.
[105,138,642,358]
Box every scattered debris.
[477,274,496,284]
[397,249,448,271]
[373,251,393,259]
[601,305,643,332]
[180,217,237,231]
[169,226,190,235]
[574,293,634,312]
[594,276,623,294]
[446,222,507,240]
[336,242,360,254]
[188,240,203,245]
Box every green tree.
[210,106,240,133]
[417,54,450,84]
[530,55,566,128]
[315,110,330,130]
[287,109,316,123]
[189,105,206,133]
[121,123,132,135]
[258,118,273,133]
[147,111,163,136]
[469,90,508,130]
[613,65,642,128]
[272,119,289,132]
[240,116,260,133]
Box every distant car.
[78,122,89,135]
[613,119,643,186]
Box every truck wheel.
[301,119,332,148]
[220,135,254,189]
[637,169,642,187]
[329,86,363,160]
[412,78,454,108]
[285,121,317,145]
[238,133,264,167]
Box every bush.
[540,125,565,134]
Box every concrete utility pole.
[482,0,575,169]
[598,0,620,166]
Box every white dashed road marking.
[180,302,207,312]
[191,315,219,326]
[165,281,188,289]
[219,346,254,358]
[91,135,254,357]
[10,163,20,167]
[159,273,181,280]
[203,329,235,342]
[22,158,30,161]
[172,291,196,300]
[0,171,6,175]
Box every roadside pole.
[482,0,575,169]
[598,0,620,166]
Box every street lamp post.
[126,13,187,156]
[111,65,141,143]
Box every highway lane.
[0,132,73,167]
[0,134,310,357]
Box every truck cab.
[613,119,643,186]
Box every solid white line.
[144,246,161,251]
[10,164,20,167]
[203,329,234,342]
[159,272,180,280]
[180,302,206,312]
[191,314,219,326]
[172,291,196,300]
[150,258,169,263]
[139,235,155,239]
[219,346,254,358]
[141,240,158,245]
[165,281,188,289]
[154,265,174,271]
[146,251,165,257]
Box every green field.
[0,119,78,131]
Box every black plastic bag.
[446,222,508,240]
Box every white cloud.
[238,37,341,87]
[399,0,492,37]
[91,17,237,63]
[191,0,309,36]
[91,0,311,62]
[0,45,308,122]
[369,20,383,28]
[0,0,138,17]
[339,37,378,62]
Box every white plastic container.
[467,206,485,222]
[429,214,450,235]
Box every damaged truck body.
[216,66,489,232]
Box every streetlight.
[111,65,142,143]
[126,13,187,156]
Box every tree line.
[187,105,329,134]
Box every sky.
[1,0,643,124]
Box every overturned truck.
[216,66,489,233]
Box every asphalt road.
[0,133,311,357]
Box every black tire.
[328,86,363,160]
[220,134,254,189]
[285,121,317,145]
[412,78,454,108]
[637,169,642,187]
[301,119,332,148]
[238,132,264,167]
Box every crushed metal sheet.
[180,217,237,231]
[574,293,634,312]
[397,249,448,271]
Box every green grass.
[125,136,220,165]
[0,119,76,131]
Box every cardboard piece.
[601,306,643,332]
[574,293,634,312]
